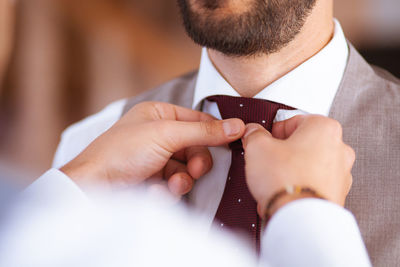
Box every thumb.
[159,118,245,152]
[241,123,273,151]
[272,115,306,139]
[241,123,280,186]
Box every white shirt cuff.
[261,198,371,267]
[23,168,87,206]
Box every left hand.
[242,115,355,218]
[61,102,245,197]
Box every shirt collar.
[192,19,349,116]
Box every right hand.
[242,115,355,218]
[61,102,245,197]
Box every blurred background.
[0,0,399,183]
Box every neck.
[208,1,334,98]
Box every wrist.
[265,186,325,219]
[268,192,319,216]
[60,157,105,190]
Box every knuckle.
[326,117,338,126]
[133,101,154,111]
[152,102,168,119]
[306,115,325,124]
[328,119,343,137]
[130,101,164,119]
[315,118,343,139]
[155,121,177,148]
[345,145,356,164]
[200,121,216,136]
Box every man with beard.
[51,0,400,265]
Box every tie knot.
[207,95,294,132]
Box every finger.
[241,123,272,150]
[159,118,245,152]
[172,147,213,179]
[170,103,217,122]
[171,149,186,162]
[133,102,217,122]
[164,159,191,181]
[185,146,213,179]
[168,173,194,196]
[289,116,342,143]
[164,159,194,195]
[272,115,306,139]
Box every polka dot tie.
[207,95,294,253]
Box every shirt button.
[239,104,244,107]
[238,199,242,203]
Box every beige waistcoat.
[122,45,400,266]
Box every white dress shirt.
[30,19,372,265]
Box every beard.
[177,0,317,56]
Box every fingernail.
[170,176,191,195]
[169,179,182,195]
[243,125,260,139]
[180,178,190,193]
[223,120,241,137]
[201,158,212,176]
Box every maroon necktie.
[207,95,294,253]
